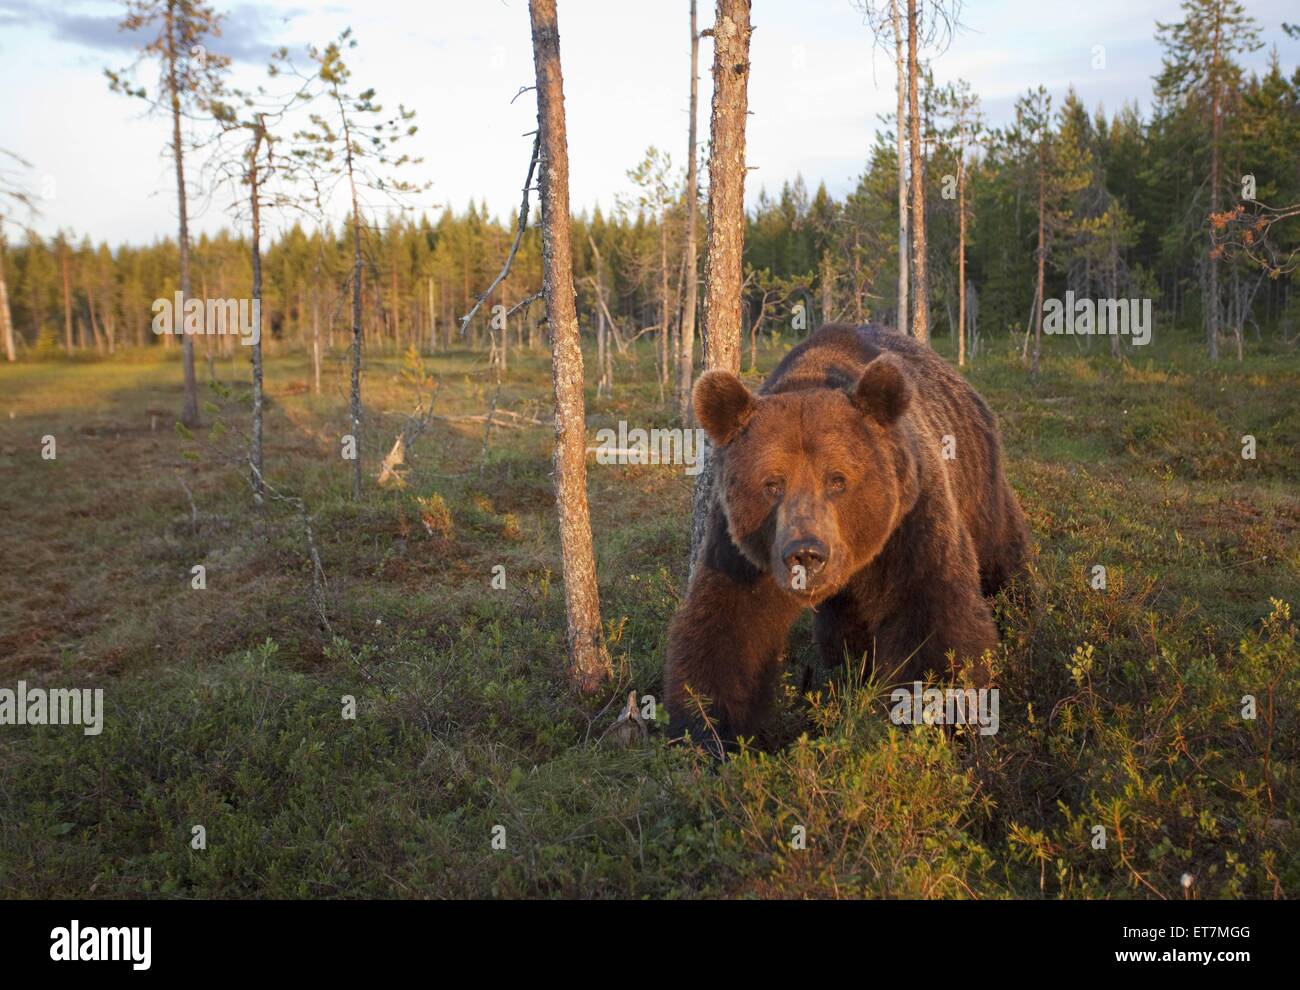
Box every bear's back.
[762,323,939,397]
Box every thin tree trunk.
[312,283,322,395]
[659,216,670,400]
[892,0,908,333]
[1206,16,1222,361]
[689,0,752,575]
[87,281,103,353]
[906,0,928,343]
[250,123,266,504]
[60,246,73,352]
[529,0,611,695]
[957,156,966,367]
[434,275,444,353]
[677,0,701,422]
[165,1,200,426]
[343,113,365,501]
[1032,140,1046,375]
[0,246,13,362]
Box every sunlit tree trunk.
[958,156,967,367]
[165,0,200,427]
[906,0,928,343]
[677,0,701,422]
[249,121,266,504]
[2,235,18,362]
[529,0,611,695]
[689,0,752,574]
[1206,14,1222,360]
[891,0,908,333]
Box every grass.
[0,327,1297,899]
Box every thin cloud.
[0,0,305,64]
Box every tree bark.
[659,212,671,399]
[342,107,365,501]
[529,0,611,695]
[957,156,966,367]
[60,244,73,352]
[677,0,701,423]
[1032,138,1046,375]
[0,236,13,362]
[906,0,928,343]
[892,0,909,333]
[249,122,266,505]
[1206,12,1222,360]
[700,0,750,376]
[689,0,752,575]
[165,0,200,427]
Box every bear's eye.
[763,478,784,499]
[827,473,847,494]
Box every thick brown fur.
[665,323,1029,750]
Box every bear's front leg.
[664,558,803,752]
[874,577,998,687]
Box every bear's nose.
[782,538,828,577]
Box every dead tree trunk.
[677,0,702,422]
[1206,15,1222,360]
[700,0,750,376]
[891,0,908,333]
[689,0,752,574]
[249,120,266,504]
[2,236,17,362]
[165,1,200,427]
[60,245,73,352]
[529,0,611,695]
[344,124,364,500]
[957,155,966,367]
[1031,137,1046,375]
[906,0,928,343]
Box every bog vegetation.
[0,333,1296,897]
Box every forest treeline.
[3,27,1297,373]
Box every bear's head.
[695,356,918,602]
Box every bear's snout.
[781,537,828,577]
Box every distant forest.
[2,21,1298,373]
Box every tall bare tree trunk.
[1032,141,1046,375]
[431,275,441,353]
[957,156,966,367]
[677,0,701,422]
[343,125,364,500]
[906,0,928,343]
[1206,15,1222,360]
[529,0,611,695]
[0,235,13,362]
[87,280,104,353]
[659,216,670,400]
[165,1,200,427]
[249,123,266,504]
[892,0,908,333]
[60,245,73,352]
[689,0,752,573]
[701,0,750,376]
[312,282,322,394]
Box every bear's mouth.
[773,559,837,602]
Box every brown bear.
[665,322,1028,749]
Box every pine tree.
[1156,0,1262,359]
[291,30,428,500]
[108,0,231,426]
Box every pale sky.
[2,0,1297,246]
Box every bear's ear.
[694,370,757,446]
[851,356,912,426]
